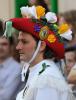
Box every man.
[64,47,76,96]
[6,5,75,100]
[0,20,21,100]
[64,47,76,76]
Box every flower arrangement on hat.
[20,5,72,42]
[4,5,72,59]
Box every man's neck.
[30,55,44,68]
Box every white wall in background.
[0,0,14,20]
[58,0,76,13]
[0,0,76,20]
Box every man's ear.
[39,41,46,52]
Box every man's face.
[65,51,76,73]
[16,32,37,62]
[0,37,10,59]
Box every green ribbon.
[4,21,12,37]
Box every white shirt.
[16,59,75,100]
[0,57,21,100]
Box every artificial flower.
[58,24,72,40]
[29,6,37,18]
[58,24,69,34]
[20,6,37,18]
[45,12,57,23]
[36,6,45,19]
[60,29,72,40]
[20,6,29,17]
[47,34,56,43]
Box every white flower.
[20,6,29,17]
[29,6,37,18]
[20,6,37,18]
[60,29,72,40]
[45,12,57,23]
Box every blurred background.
[0,0,76,20]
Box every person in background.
[64,47,76,76]
[64,46,76,97]
[11,31,20,62]
[68,63,76,97]
[0,19,22,100]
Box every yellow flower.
[58,24,69,34]
[47,34,56,43]
[36,6,45,19]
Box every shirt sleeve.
[35,87,69,100]
[0,74,21,100]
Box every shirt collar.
[29,59,64,79]
[29,59,51,74]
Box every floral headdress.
[20,5,72,41]
[5,5,72,59]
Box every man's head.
[0,20,14,61]
[16,31,48,63]
[65,47,76,74]
[0,36,11,60]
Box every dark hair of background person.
[0,19,14,45]
[0,19,4,36]
[11,31,20,62]
[0,19,20,62]
[36,0,49,13]
[65,46,76,53]
[29,0,49,13]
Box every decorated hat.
[5,5,72,59]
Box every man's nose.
[16,42,23,50]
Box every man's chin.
[20,58,25,61]
[20,56,27,62]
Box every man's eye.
[22,40,28,44]
[0,43,8,46]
